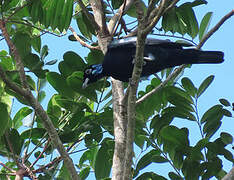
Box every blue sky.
[1,0,233,179]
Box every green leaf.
[13,107,33,129]
[57,162,72,180]
[79,167,90,180]
[21,128,46,139]
[0,103,10,137]
[66,71,97,101]
[160,126,189,146]
[136,172,167,180]
[45,59,57,65]
[40,45,49,61]
[201,105,223,123]
[163,107,196,121]
[168,172,183,180]
[222,109,232,117]
[76,12,93,40]
[220,132,233,145]
[95,138,114,179]
[111,0,124,9]
[59,51,86,77]
[127,0,147,18]
[46,72,75,98]
[136,150,161,172]
[4,129,23,155]
[219,98,231,107]
[181,77,197,97]
[199,12,213,41]
[86,49,104,65]
[197,75,214,97]
[12,32,31,58]
[31,36,41,53]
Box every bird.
[82,37,224,88]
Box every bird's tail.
[180,49,224,64]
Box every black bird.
[82,37,224,88]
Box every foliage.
[0,0,233,179]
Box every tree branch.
[197,9,234,49]
[69,26,100,50]
[222,167,234,180]
[0,21,80,180]
[108,0,135,35]
[124,1,146,179]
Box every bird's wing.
[108,37,190,49]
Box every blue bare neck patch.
[91,64,103,75]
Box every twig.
[197,9,234,49]
[30,140,50,168]
[107,0,135,34]
[143,0,169,36]
[164,0,180,13]
[111,0,127,36]
[0,161,15,173]
[69,27,100,50]
[0,23,80,180]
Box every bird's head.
[82,64,104,88]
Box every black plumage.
[82,37,224,88]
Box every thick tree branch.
[136,9,234,105]
[69,26,100,50]
[90,0,109,36]
[123,1,146,179]
[0,21,80,180]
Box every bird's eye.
[85,69,92,74]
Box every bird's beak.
[82,78,89,89]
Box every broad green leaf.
[76,12,93,40]
[40,45,49,61]
[168,172,183,180]
[66,71,97,101]
[46,72,75,98]
[181,77,197,97]
[127,0,147,18]
[197,75,214,97]
[199,12,213,41]
[51,0,65,30]
[4,129,23,155]
[111,0,124,9]
[136,172,167,180]
[31,36,41,54]
[204,121,222,138]
[0,50,14,70]
[222,109,232,117]
[79,167,90,180]
[190,0,207,7]
[95,138,114,179]
[201,105,223,123]
[160,126,189,146]
[59,51,86,77]
[57,162,72,180]
[45,59,57,65]
[182,159,200,179]
[21,128,46,139]
[220,132,233,145]
[86,49,104,65]
[13,107,33,129]
[219,98,230,107]
[0,103,10,137]
[178,3,199,38]
[13,32,31,58]
[163,107,196,121]
[136,150,161,172]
